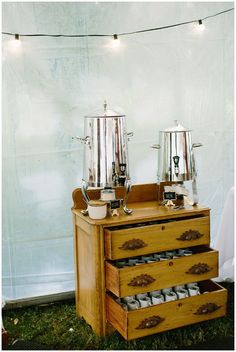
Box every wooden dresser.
[72,184,227,340]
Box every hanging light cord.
[2,7,233,38]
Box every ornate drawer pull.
[186,263,212,275]
[128,274,156,287]
[176,229,204,241]
[119,238,147,250]
[136,315,164,329]
[194,303,222,315]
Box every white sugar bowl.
[88,200,107,220]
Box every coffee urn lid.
[161,120,191,133]
[85,101,125,118]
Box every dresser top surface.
[72,201,210,227]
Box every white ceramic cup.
[152,294,164,305]
[162,287,173,295]
[123,264,134,268]
[188,286,200,296]
[160,255,170,261]
[116,260,127,268]
[165,291,177,302]
[166,251,175,257]
[138,296,152,308]
[153,254,161,260]
[136,293,148,300]
[186,282,198,289]
[183,250,193,256]
[127,300,140,311]
[176,289,189,299]
[141,255,153,261]
[120,303,128,311]
[173,254,182,259]
[174,285,186,292]
[88,200,107,220]
[149,290,162,297]
[122,295,135,303]
[135,260,146,265]
[128,258,139,265]
[146,259,157,263]
[100,189,116,201]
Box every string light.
[111,34,120,48]
[197,19,205,32]
[8,33,22,48]
[12,33,21,47]
[2,7,233,42]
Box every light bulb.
[196,20,205,32]
[111,34,120,49]
[11,34,21,47]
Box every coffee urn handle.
[72,136,90,145]
[192,143,203,148]
[127,132,134,141]
[151,144,161,149]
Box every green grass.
[3,282,234,350]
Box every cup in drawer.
[106,280,227,340]
[105,246,218,297]
[104,216,210,260]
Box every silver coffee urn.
[152,121,202,205]
[75,102,133,215]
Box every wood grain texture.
[72,184,225,341]
[72,214,79,313]
[72,201,210,226]
[72,183,159,209]
[105,249,218,297]
[104,216,210,260]
[106,280,227,340]
[106,294,128,339]
[74,224,106,336]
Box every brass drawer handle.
[176,229,204,241]
[119,238,148,250]
[186,263,212,275]
[136,315,164,329]
[194,303,222,315]
[128,274,156,287]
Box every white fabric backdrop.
[214,187,234,282]
[2,2,234,300]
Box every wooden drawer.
[106,280,227,340]
[104,216,210,260]
[105,246,218,297]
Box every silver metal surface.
[123,179,133,214]
[156,121,202,182]
[79,103,132,188]
[81,179,89,215]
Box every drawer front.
[106,281,227,340]
[106,249,218,297]
[104,216,210,260]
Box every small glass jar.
[175,194,184,206]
